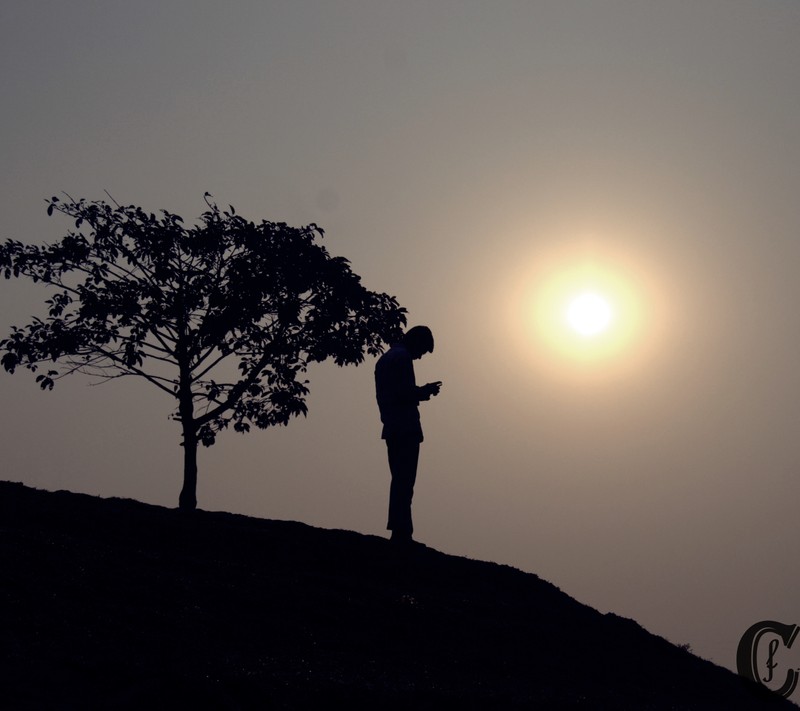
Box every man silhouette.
[374,326,441,545]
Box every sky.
[2,0,800,678]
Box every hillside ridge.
[0,480,789,709]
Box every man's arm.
[376,348,418,407]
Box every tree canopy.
[0,195,406,509]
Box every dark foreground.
[0,481,790,709]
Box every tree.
[0,195,406,510]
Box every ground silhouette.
[0,481,791,709]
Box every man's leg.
[386,437,420,539]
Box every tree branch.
[194,350,273,428]
[191,349,232,381]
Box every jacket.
[374,343,425,441]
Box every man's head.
[403,325,434,360]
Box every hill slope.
[0,481,789,709]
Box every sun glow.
[515,247,650,372]
[565,292,614,337]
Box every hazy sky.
[2,0,800,675]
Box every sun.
[503,234,666,379]
[565,291,614,337]
[514,250,646,370]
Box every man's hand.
[423,381,442,398]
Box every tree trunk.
[177,361,198,511]
[178,423,198,511]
